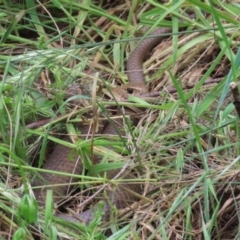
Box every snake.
[32,27,173,224]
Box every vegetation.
[0,0,240,239]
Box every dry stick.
[141,77,223,97]
[230,82,240,118]
[26,119,52,129]
[26,77,222,129]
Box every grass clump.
[1,0,240,239]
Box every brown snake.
[32,27,173,224]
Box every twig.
[26,77,222,129]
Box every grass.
[0,0,240,239]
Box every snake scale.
[32,27,173,224]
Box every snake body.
[32,27,172,223]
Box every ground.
[0,1,240,239]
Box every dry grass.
[0,0,240,239]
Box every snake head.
[103,83,148,101]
